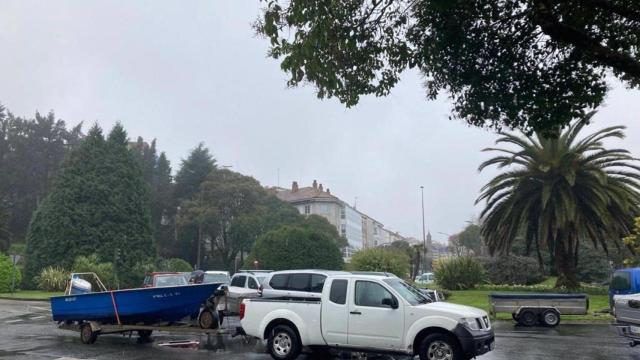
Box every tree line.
[0,103,343,288]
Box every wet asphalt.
[1,299,640,359]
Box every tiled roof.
[276,187,340,203]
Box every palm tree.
[477,114,640,288]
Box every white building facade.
[272,180,407,260]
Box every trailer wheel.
[541,309,560,327]
[137,330,153,339]
[518,310,538,326]
[198,309,219,329]
[268,325,301,360]
[80,324,98,344]
[511,313,519,321]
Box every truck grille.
[482,316,490,329]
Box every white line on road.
[30,315,46,320]
[5,319,22,323]
[29,306,50,312]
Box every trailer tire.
[80,324,98,344]
[418,333,464,360]
[518,310,538,327]
[268,325,301,360]
[198,309,219,329]
[137,330,153,339]
[541,309,560,327]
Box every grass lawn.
[0,290,63,300]
[447,289,612,323]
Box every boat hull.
[50,283,220,324]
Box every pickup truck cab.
[240,274,494,360]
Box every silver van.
[260,269,350,299]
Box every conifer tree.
[24,124,152,287]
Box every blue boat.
[51,273,221,325]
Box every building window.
[304,205,311,214]
[373,226,378,235]
[341,224,347,237]
[340,206,346,219]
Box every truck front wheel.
[268,325,301,360]
[419,333,464,360]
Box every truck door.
[347,280,404,350]
[320,278,349,346]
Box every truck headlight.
[460,317,481,331]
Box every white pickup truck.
[240,273,494,360]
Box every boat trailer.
[59,320,235,344]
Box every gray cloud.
[1,1,639,243]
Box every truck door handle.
[350,311,361,315]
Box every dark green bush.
[348,248,410,278]
[248,225,343,271]
[478,255,544,285]
[160,258,193,272]
[0,253,22,292]
[434,256,485,290]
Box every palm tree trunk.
[554,236,579,288]
[535,238,545,275]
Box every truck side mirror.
[382,297,398,309]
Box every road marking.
[5,319,22,323]
[56,358,96,360]
[29,305,50,312]
[30,315,46,320]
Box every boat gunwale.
[50,282,225,300]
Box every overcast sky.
[1,1,639,243]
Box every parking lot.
[2,299,640,360]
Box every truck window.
[231,275,246,287]
[270,274,289,290]
[611,271,632,291]
[248,277,259,289]
[310,274,326,293]
[355,281,394,308]
[329,279,347,304]
[288,273,310,291]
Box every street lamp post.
[420,186,427,273]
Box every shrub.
[37,266,68,292]
[348,248,410,278]
[477,255,544,285]
[249,225,343,271]
[434,256,485,290]
[72,254,116,289]
[159,258,193,272]
[0,253,22,292]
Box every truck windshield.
[383,278,431,306]
[204,273,230,284]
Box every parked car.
[240,273,494,360]
[202,271,231,285]
[142,272,189,288]
[610,268,640,308]
[226,271,273,314]
[414,272,435,285]
[260,270,349,299]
